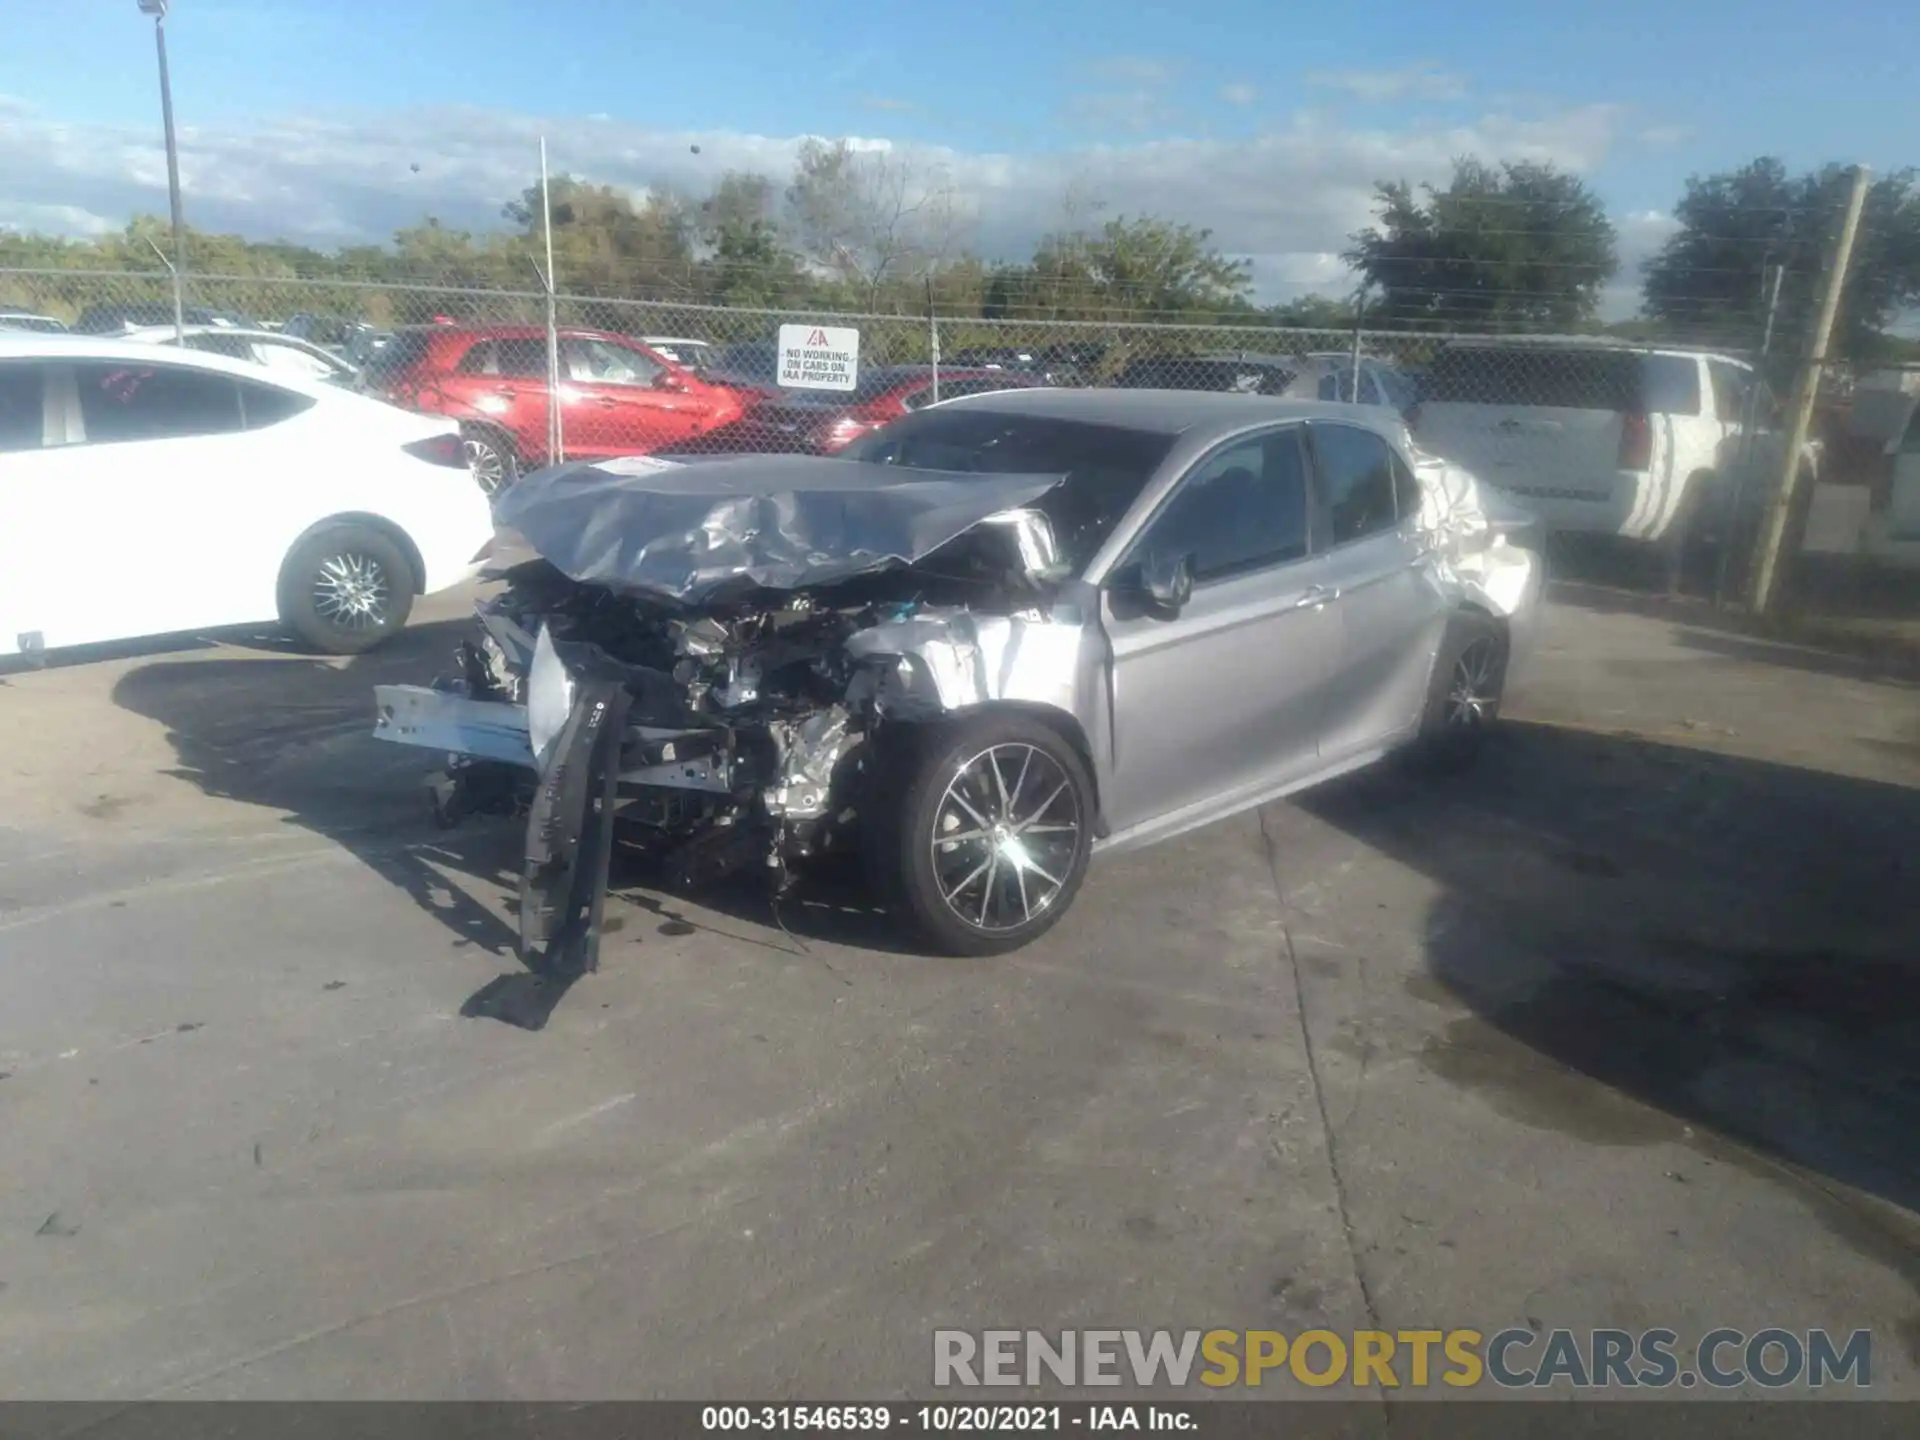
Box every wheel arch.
[283,513,427,596]
[883,699,1109,839]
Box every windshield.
[841,408,1175,574]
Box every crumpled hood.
[490,453,1066,606]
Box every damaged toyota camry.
[370,389,1543,972]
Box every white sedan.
[0,334,496,658]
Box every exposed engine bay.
[374,454,1090,976]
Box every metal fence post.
[1750,164,1870,615]
[1715,262,1786,608]
[540,137,562,467]
[927,276,940,405]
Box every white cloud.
[1308,63,1471,104]
[0,95,1637,305]
[1220,83,1258,107]
[1638,124,1693,149]
[1598,209,1682,318]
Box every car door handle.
[1293,584,1339,609]
[594,396,620,408]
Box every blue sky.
[1,0,1915,306]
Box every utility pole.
[1751,164,1870,615]
[138,0,187,341]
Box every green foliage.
[1345,158,1618,331]
[983,216,1253,322]
[1642,157,1920,360]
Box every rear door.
[1305,421,1450,761]
[23,360,319,645]
[1101,424,1340,836]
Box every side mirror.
[1113,552,1195,620]
[654,370,690,393]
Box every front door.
[560,337,707,458]
[1101,425,1340,837]
[1305,421,1452,761]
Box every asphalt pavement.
[1,584,1918,1402]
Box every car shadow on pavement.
[1299,721,1920,1221]
[109,619,527,966]
[109,621,908,1029]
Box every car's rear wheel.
[277,523,415,655]
[1409,611,1508,773]
[867,713,1095,957]
[461,425,520,497]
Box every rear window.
[1422,347,1701,415]
[844,409,1176,574]
[0,362,44,451]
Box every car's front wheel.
[868,713,1096,957]
[276,523,415,655]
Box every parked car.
[1408,337,1812,573]
[1117,351,1415,414]
[282,313,353,343]
[703,340,783,392]
[944,345,1105,387]
[678,365,1047,455]
[369,389,1541,971]
[120,324,361,387]
[0,334,494,657]
[357,325,753,494]
[0,311,68,334]
[72,303,255,335]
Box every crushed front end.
[372,453,1080,975]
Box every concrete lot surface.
[1,584,1917,1402]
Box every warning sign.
[777,323,860,391]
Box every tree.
[1345,158,1618,331]
[784,138,965,310]
[1642,158,1920,360]
[985,215,1252,322]
[695,172,810,308]
[502,175,696,300]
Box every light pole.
[138,0,187,340]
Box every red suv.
[680,366,1046,456]
[361,326,752,492]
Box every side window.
[1310,422,1400,545]
[899,384,938,411]
[1132,428,1310,583]
[564,338,662,387]
[1358,369,1384,407]
[1706,360,1753,422]
[492,339,548,379]
[0,362,46,452]
[1641,355,1702,416]
[236,379,317,430]
[456,340,498,375]
[72,362,243,444]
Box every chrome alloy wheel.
[1445,637,1500,729]
[463,435,509,496]
[311,552,392,631]
[929,742,1082,933]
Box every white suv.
[1410,339,1812,564]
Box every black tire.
[276,523,415,655]
[1409,611,1508,774]
[461,425,520,497]
[866,712,1096,958]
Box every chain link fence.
[6,264,1826,600]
